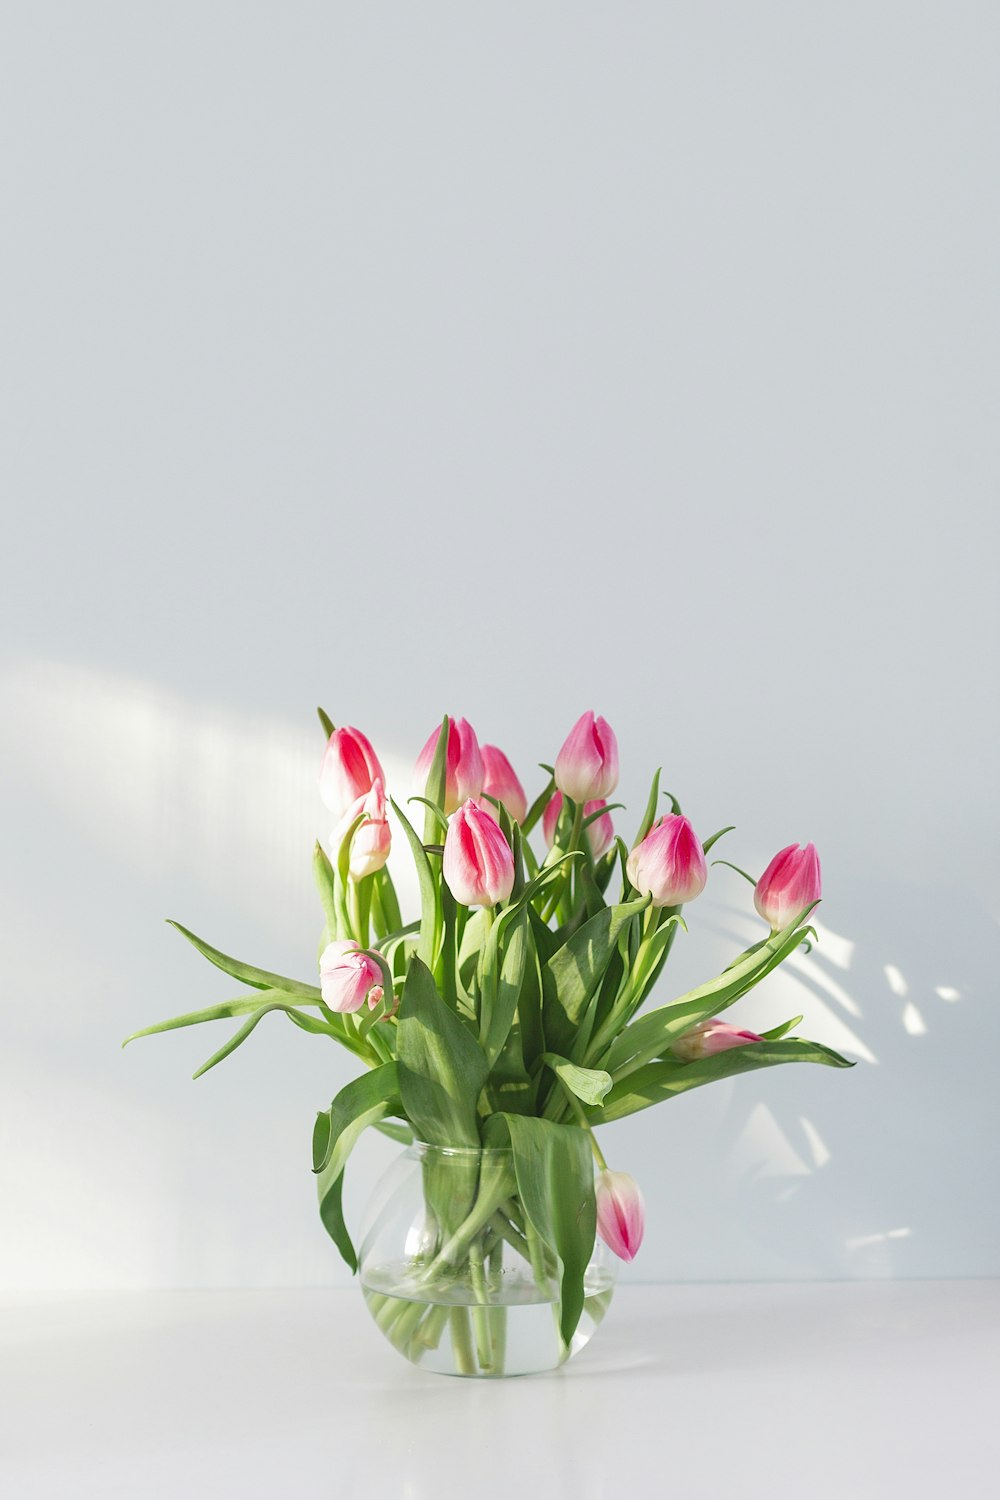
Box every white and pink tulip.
[443,798,515,908]
[626,813,707,908]
[754,842,822,930]
[595,1170,645,1262]
[554,711,619,803]
[415,717,485,814]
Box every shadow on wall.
[1,656,996,1286]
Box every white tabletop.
[2,1281,997,1498]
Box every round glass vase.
[358,1140,617,1378]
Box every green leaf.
[544,897,651,1058]
[407,795,450,838]
[634,768,661,846]
[313,1063,402,1271]
[422,716,450,843]
[391,799,441,969]
[712,858,757,887]
[122,988,321,1045]
[312,841,339,937]
[484,1114,596,1345]
[396,958,489,1147]
[166,920,322,1000]
[604,907,818,1074]
[317,707,335,739]
[481,908,529,1068]
[702,826,735,854]
[592,1038,854,1123]
[542,1053,613,1106]
[521,775,555,836]
[374,1118,414,1145]
[192,1001,333,1079]
[761,1014,804,1041]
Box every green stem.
[449,1308,476,1375]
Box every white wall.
[2,2,997,1290]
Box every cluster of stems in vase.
[125,708,851,1357]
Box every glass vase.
[358,1140,617,1378]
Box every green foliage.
[396,958,489,1147]
[484,1113,596,1344]
[592,1039,853,1123]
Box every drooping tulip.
[595,1170,645,1262]
[553,711,619,803]
[671,1018,763,1061]
[480,744,528,825]
[319,940,385,1013]
[414,717,485,814]
[319,726,385,820]
[542,791,615,859]
[443,799,515,908]
[626,814,707,907]
[754,843,822,930]
[333,776,391,881]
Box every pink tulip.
[333,777,391,881]
[553,711,619,803]
[319,726,385,820]
[754,842,822,930]
[480,744,528,825]
[672,1018,763,1061]
[319,940,385,1013]
[626,814,708,908]
[414,717,485,815]
[542,791,615,859]
[595,1170,645,1262]
[443,799,515,907]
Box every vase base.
[361,1275,615,1378]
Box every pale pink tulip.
[754,843,822,930]
[542,791,615,859]
[414,717,485,814]
[333,777,391,881]
[443,799,515,907]
[672,1018,763,1061]
[626,814,708,908]
[553,711,619,803]
[480,744,528,825]
[319,940,385,1013]
[319,726,385,820]
[595,1170,645,1262]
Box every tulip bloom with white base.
[320,726,385,820]
[542,791,615,859]
[554,711,619,803]
[319,941,385,1013]
[414,717,485,814]
[626,813,708,908]
[754,842,822,930]
[443,799,515,908]
[481,744,528,825]
[334,777,391,881]
[672,1018,763,1061]
[595,1170,645,1262]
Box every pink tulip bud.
[754,842,822,930]
[671,1018,763,1061]
[443,798,515,908]
[542,791,615,859]
[319,940,385,1013]
[414,717,485,815]
[480,744,528,825]
[595,1169,645,1262]
[553,711,619,803]
[626,814,708,908]
[333,777,392,881]
[319,726,385,820]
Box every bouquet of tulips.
[127,708,850,1375]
